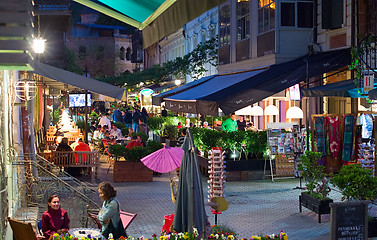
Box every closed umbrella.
[174,129,206,235]
[141,145,183,173]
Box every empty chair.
[7,217,37,240]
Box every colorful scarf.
[315,116,326,165]
[342,115,354,162]
[327,116,340,159]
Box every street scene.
[1,0,377,240]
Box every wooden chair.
[86,205,101,229]
[101,139,110,155]
[7,217,37,240]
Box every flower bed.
[48,231,288,240]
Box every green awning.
[73,0,226,48]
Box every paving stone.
[78,157,344,240]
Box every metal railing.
[11,153,101,228]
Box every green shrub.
[147,117,165,136]
[131,132,148,143]
[163,125,178,140]
[298,151,327,199]
[109,144,126,160]
[113,122,126,129]
[89,110,99,124]
[124,146,152,162]
[146,140,163,153]
[331,163,377,201]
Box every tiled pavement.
[79,156,362,240]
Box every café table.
[69,227,102,239]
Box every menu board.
[330,201,369,240]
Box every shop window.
[281,1,313,28]
[126,47,131,60]
[96,46,104,60]
[219,5,231,47]
[79,46,86,59]
[322,0,343,29]
[258,0,275,34]
[237,0,250,41]
[281,3,295,26]
[120,47,125,60]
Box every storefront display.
[266,123,305,181]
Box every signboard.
[363,75,374,92]
[330,201,370,240]
[289,84,301,100]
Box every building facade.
[184,7,219,83]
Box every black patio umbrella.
[174,128,206,235]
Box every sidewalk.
[82,157,344,240]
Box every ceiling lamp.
[286,106,304,119]
[264,105,279,115]
[250,106,264,116]
[235,106,253,115]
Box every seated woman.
[55,137,73,151]
[41,195,70,239]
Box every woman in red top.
[41,195,70,239]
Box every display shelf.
[208,148,226,201]
[357,139,375,175]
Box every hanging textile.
[359,114,373,139]
[315,116,326,165]
[327,116,340,159]
[342,115,354,162]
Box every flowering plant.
[250,231,288,240]
[48,230,287,240]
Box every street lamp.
[33,38,46,54]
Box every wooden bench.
[50,151,100,178]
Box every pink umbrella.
[141,145,184,173]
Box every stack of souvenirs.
[357,139,375,175]
[207,148,226,200]
[356,113,375,175]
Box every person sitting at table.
[125,128,133,141]
[97,182,126,239]
[126,136,143,150]
[41,194,70,239]
[93,125,102,140]
[56,137,73,151]
[110,125,123,139]
[74,138,91,152]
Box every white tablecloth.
[69,228,102,239]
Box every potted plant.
[113,146,153,182]
[164,125,178,147]
[330,163,377,237]
[298,151,333,223]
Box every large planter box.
[299,192,333,223]
[369,217,377,237]
[113,161,153,182]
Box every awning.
[73,0,227,48]
[32,61,126,100]
[164,48,351,115]
[165,69,267,115]
[152,75,215,106]
[302,79,366,98]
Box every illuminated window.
[219,5,231,47]
[237,0,250,41]
[258,0,275,34]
